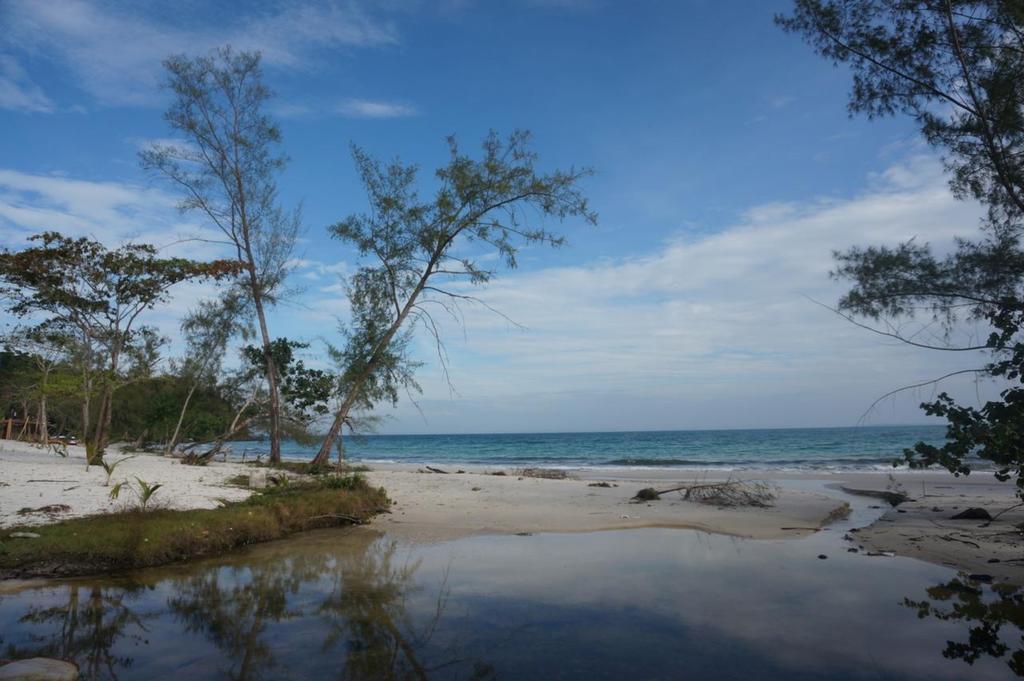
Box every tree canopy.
[779,0,1024,492]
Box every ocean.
[227,424,952,471]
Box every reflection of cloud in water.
[423,529,1012,680]
[0,527,1019,680]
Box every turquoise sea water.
[228,424,951,471]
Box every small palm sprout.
[95,455,135,486]
[108,477,163,510]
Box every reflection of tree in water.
[317,538,494,681]
[166,531,494,681]
[1,532,493,681]
[904,575,1024,676]
[4,584,150,680]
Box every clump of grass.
[0,477,389,578]
[224,473,251,489]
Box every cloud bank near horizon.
[0,155,998,433]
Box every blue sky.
[0,0,997,433]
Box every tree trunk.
[89,384,114,464]
[252,292,282,465]
[166,382,198,456]
[38,394,48,445]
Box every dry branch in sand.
[633,479,778,507]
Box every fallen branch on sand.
[633,479,778,507]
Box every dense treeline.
[1,349,239,446]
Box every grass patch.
[0,475,389,579]
[224,473,251,488]
[256,460,372,476]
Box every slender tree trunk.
[80,383,90,444]
[252,292,282,465]
[90,386,113,463]
[166,382,198,456]
[38,394,48,445]
[240,235,282,465]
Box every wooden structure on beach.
[1,417,47,442]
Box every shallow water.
[0,522,1020,680]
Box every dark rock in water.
[968,573,994,583]
[950,508,992,520]
[817,554,828,560]
[988,558,1002,564]
[515,532,533,536]
[0,657,79,680]
[847,548,858,553]
[931,507,944,512]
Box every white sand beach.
[2,441,1021,580]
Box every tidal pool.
[0,520,1021,680]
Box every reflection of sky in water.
[0,525,1019,680]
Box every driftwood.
[839,486,910,507]
[425,466,449,474]
[633,479,778,507]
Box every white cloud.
[354,156,999,432]
[336,98,417,119]
[0,168,236,351]
[0,54,53,112]
[0,0,398,107]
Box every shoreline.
[2,441,1021,583]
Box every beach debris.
[9,532,41,539]
[968,573,994,583]
[17,504,71,516]
[491,471,507,476]
[515,532,533,536]
[847,547,858,553]
[839,487,910,507]
[633,480,778,507]
[471,487,482,491]
[424,466,449,474]
[817,554,828,560]
[866,551,895,557]
[951,507,992,521]
[988,558,1002,563]
[0,657,79,680]
[588,482,616,488]
[457,470,466,474]
[516,468,569,480]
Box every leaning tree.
[310,131,596,467]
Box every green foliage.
[97,455,134,486]
[242,338,336,424]
[780,0,1024,493]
